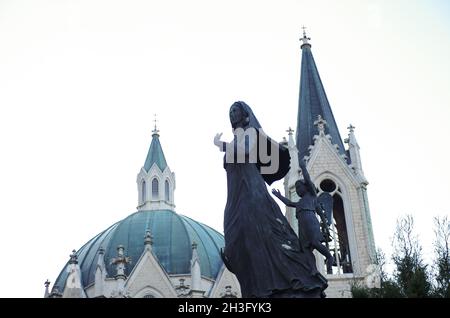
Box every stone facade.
[52,234,242,298]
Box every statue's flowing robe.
[222,102,327,298]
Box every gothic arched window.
[152,178,159,199]
[165,180,170,202]
[141,180,146,203]
[318,178,353,274]
[331,193,352,273]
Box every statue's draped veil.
[230,101,291,185]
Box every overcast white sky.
[0,0,449,297]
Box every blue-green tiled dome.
[52,210,224,292]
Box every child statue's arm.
[271,189,296,207]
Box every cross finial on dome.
[192,241,198,250]
[347,124,355,133]
[286,127,294,136]
[152,114,160,136]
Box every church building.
[282,31,378,297]
[46,126,241,298]
[45,33,378,298]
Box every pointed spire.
[143,123,167,172]
[97,247,105,269]
[136,119,176,211]
[63,249,86,298]
[137,118,176,212]
[296,32,347,162]
[44,279,50,298]
[284,126,301,191]
[190,241,202,292]
[94,247,106,298]
[345,124,366,180]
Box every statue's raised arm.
[299,159,317,196]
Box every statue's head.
[229,101,250,129]
[295,180,308,196]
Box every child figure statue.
[272,159,334,274]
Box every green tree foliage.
[351,215,448,298]
[392,215,431,298]
[376,249,402,298]
[431,216,450,298]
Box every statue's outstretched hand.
[272,189,281,197]
[214,133,223,148]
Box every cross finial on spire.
[300,26,311,47]
[152,114,160,136]
[314,115,327,135]
[192,241,198,250]
[44,279,50,288]
[347,124,355,133]
[286,127,294,136]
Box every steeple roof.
[143,129,168,172]
[296,33,347,162]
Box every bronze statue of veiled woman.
[214,101,327,298]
